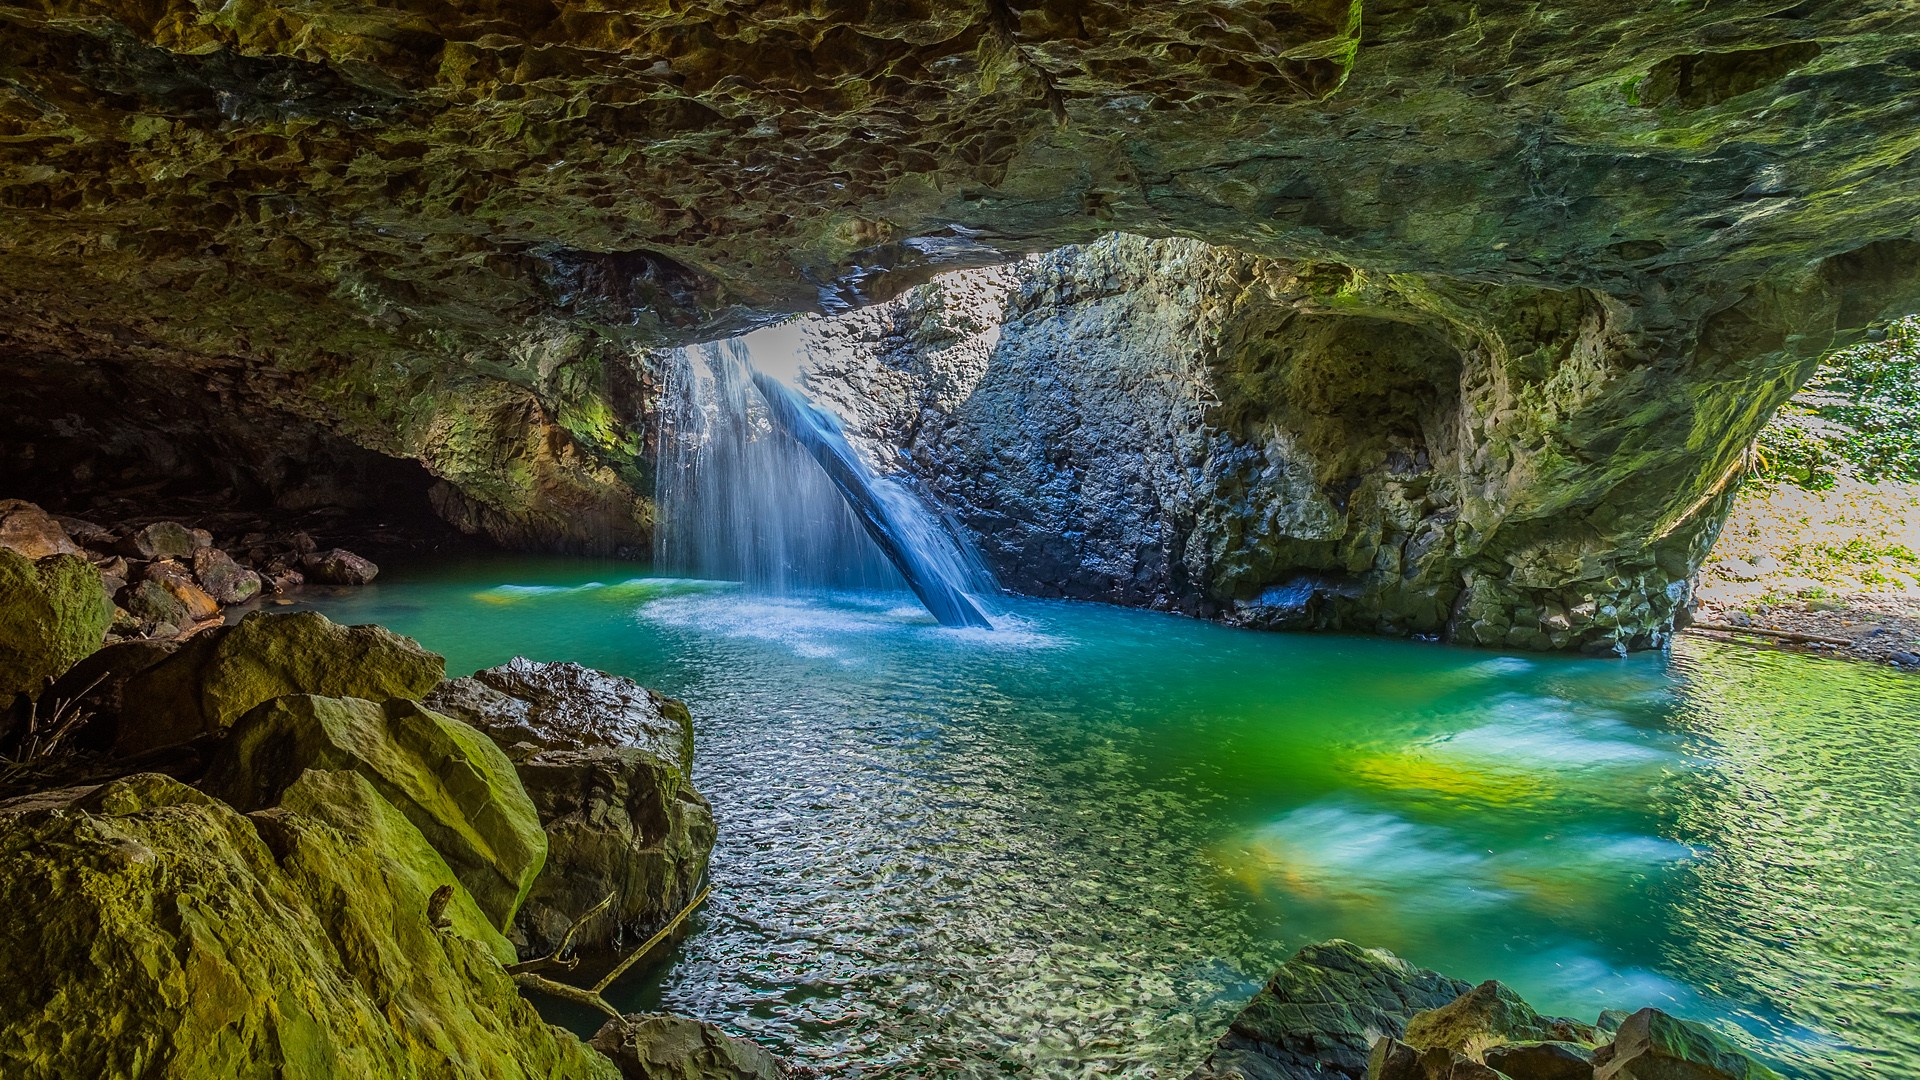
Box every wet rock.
[1402,981,1597,1057]
[1185,940,1473,1080]
[0,501,78,560]
[1366,1040,1506,1080]
[113,610,445,757]
[0,550,112,700]
[0,772,616,1079]
[1591,1008,1783,1080]
[302,547,380,585]
[114,521,206,561]
[264,567,306,594]
[201,693,548,931]
[427,659,712,959]
[191,546,262,604]
[589,1014,786,1080]
[1482,1041,1596,1080]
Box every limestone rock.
[589,1015,786,1080]
[113,610,444,757]
[115,522,206,562]
[302,548,381,586]
[0,501,77,560]
[427,659,712,959]
[201,693,548,932]
[1185,940,1473,1080]
[1591,1009,1783,1080]
[0,772,616,1080]
[191,547,262,605]
[0,549,112,700]
[1402,981,1597,1057]
[431,657,695,766]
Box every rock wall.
[788,234,1915,650]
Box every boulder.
[41,638,181,752]
[0,549,112,700]
[201,693,548,932]
[303,548,380,585]
[1482,1041,1596,1080]
[113,610,444,757]
[426,659,712,959]
[589,1014,786,1080]
[1366,1040,1506,1080]
[1184,941,1473,1080]
[139,559,220,623]
[0,772,617,1080]
[115,521,205,561]
[0,501,77,560]
[120,578,190,631]
[191,547,262,605]
[1592,1009,1783,1080]
[1402,981,1597,1057]
[51,515,113,549]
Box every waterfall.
[653,325,998,627]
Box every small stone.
[0,500,79,560]
[302,548,380,585]
[191,547,262,605]
[1718,558,1761,581]
[116,521,202,561]
[1889,651,1920,669]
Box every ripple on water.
[293,562,1920,1080]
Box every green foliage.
[1752,315,1920,488]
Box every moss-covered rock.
[426,659,713,959]
[0,549,111,700]
[114,610,444,756]
[0,772,617,1080]
[201,693,548,932]
[1592,1009,1784,1080]
[1402,981,1598,1058]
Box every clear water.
[294,558,1920,1079]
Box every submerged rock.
[589,1014,786,1080]
[113,610,444,757]
[1185,940,1472,1080]
[0,549,111,700]
[427,659,713,959]
[0,772,615,1080]
[201,693,548,932]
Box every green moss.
[0,550,110,700]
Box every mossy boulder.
[0,549,112,700]
[1402,981,1598,1058]
[114,611,445,757]
[1592,1009,1784,1080]
[0,772,616,1080]
[426,659,713,959]
[202,694,548,932]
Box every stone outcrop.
[590,1015,787,1080]
[1185,940,1471,1080]
[0,769,616,1080]
[0,549,111,700]
[113,610,445,757]
[2,0,1918,577]
[426,659,713,959]
[1192,942,1783,1080]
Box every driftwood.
[511,885,713,1023]
[1690,622,1856,647]
[0,672,106,778]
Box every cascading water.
[654,325,998,627]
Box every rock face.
[0,549,111,700]
[0,769,614,1080]
[1185,940,1472,1080]
[590,1015,786,1080]
[3,0,1919,576]
[426,659,713,959]
[114,610,445,756]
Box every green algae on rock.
[114,610,445,756]
[202,693,548,933]
[0,549,111,700]
[0,772,616,1080]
